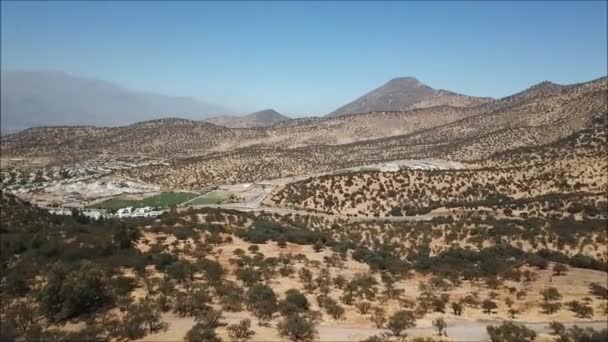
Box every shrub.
[184,323,221,342]
[227,319,255,342]
[386,310,416,337]
[486,321,536,342]
[277,314,318,342]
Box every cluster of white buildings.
[115,206,163,218]
[48,206,163,219]
[48,208,106,220]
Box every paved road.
[181,203,436,222]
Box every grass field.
[90,192,199,210]
[188,190,232,205]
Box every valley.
[1,75,607,342]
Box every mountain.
[327,77,492,117]
[2,76,605,190]
[0,70,229,134]
[205,109,291,128]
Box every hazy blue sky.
[2,1,606,116]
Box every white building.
[116,207,134,218]
[116,206,163,218]
[380,163,400,172]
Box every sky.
[1,1,607,116]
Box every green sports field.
[90,192,199,210]
[188,190,232,205]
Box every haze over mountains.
[0,70,230,134]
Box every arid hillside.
[267,128,607,218]
[1,77,606,191]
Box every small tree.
[227,319,255,342]
[325,301,345,320]
[184,323,221,342]
[277,314,318,342]
[195,308,224,329]
[247,285,278,325]
[541,287,562,302]
[386,310,416,337]
[565,300,594,318]
[540,301,562,314]
[299,268,316,293]
[432,317,447,337]
[356,301,372,315]
[371,307,387,328]
[552,264,568,276]
[280,289,310,316]
[482,299,498,314]
[451,302,463,316]
[486,321,536,342]
[548,321,566,336]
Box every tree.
[277,314,318,342]
[40,262,113,321]
[184,323,221,342]
[588,282,608,300]
[540,287,562,314]
[540,301,562,314]
[246,285,278,325]
[324,301,345,320]
[552,263,568,276]
[280,289,310,316]
[541,287,562,302]
[386,310,416,337]
[508,308,519,319]
[356,301,372,315]
[482,299,498,314]
[3,300,40,335]
[313,240,325,252]
[566,300,594,318]
[112,222,140,249]
[127,299,168,335]
[432,317,447,337]
[451,302,463,316]
[195,308,224,328]
[227,319,255,342]
[299,268,316,292]
[486,321,536,342]
[371,307,387,328]
[548,321,566,336]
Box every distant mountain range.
[0,70,230,134]
[3,76,605,171]
[205,109,290,128]
[327,77,493,117]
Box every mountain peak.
[247,109,282,119]
[387,77,424,86]
[205,109,290,128]
[327,77,488,117]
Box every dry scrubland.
[1,77,607,342]
[1,77,606,190]
[267,129,607,219]
[1,175,607,341]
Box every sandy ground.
[139,313,608,342]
